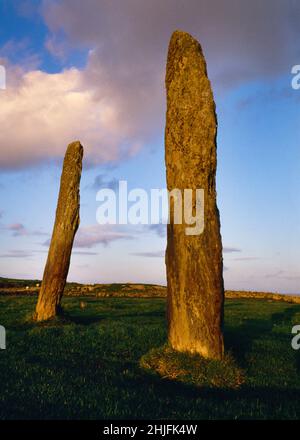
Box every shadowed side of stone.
[165,31,224,359]
[35,141,83,321]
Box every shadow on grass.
[133,367,300,402]
[225,304,300,366]
[119,372,299,421]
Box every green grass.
[140,345,244,389]
[0,296,300,419]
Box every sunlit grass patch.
[140,344,244,389]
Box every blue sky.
[0,0,299,293]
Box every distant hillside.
[0,277,299,303]
[65,283,167,298]
[0,276,81,289]
[0,276,41,288]
[0,279,166,298]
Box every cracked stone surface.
[165,31,224,359]
[35,141,83,321]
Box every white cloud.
[0,60,151,169]
[1,0,299,170]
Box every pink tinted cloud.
[0,63,145,169]
[43,0,299,87]
[43,224,135,249]
[4,223,48,237]
[1,0,299,169]
[7,223,28,236]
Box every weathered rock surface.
[35,141,83,321]
[165,31,224,359]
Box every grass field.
[0,295,300,420]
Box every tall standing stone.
[165,31,224,359]
[35,141,83,321]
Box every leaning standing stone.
[35,141,83,321]
[165,31,224,359]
